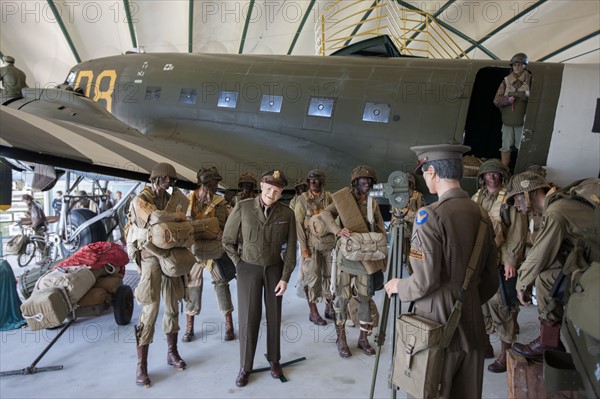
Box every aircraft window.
[362,102,390,123]
[308,97,334,118]
[218,91,238,109]
[260,95,283,113]
[145,86,161,101]
[65,71,76,86]
[179,88,197,104]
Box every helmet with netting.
[197,166,222,185]
[506,171,550,202]
[237,172,257,188]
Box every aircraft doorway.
[463,67,511,160]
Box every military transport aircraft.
[1,50,599,196]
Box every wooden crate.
[507,350,577,399]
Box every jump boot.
[357,322,376,356]
[308,302,327,326]
[488,340,512,373]
[166,333,187,370]
[224,311,235,341]
[182,315,194,342]
[136,345,151,387]
[324,298,334,320]
[335,323,352,358]
[512,320,564,360]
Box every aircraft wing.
[0,106,205,188]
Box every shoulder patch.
[415,209,429,225]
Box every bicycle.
[14,222,64,267]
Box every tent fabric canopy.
[0,1,598,88]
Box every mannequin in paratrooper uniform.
[183,166,235,342]
[319,165,386,358]
[493,53,532,169]
[130,162,187,387]
[471,159,528,373]
[294,169,336,325]
[510,173,600,359]
[229,172,257,208]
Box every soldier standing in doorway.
[493,53,532,169]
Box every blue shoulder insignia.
[415,209,429,225]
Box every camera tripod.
[369,218,409,399]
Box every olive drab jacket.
[222,197,297,283]
[472,187,528,266]
[395,188,499,352]
[516,195,599,292]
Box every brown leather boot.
[488,340,511,373]
[324,298,334,320]
[485,334,495,359]
[166,333,187,370]
[335,324,352,358]
[308,302,327,326]
[182,315,194,342]
[512,320,564,360]
[224,312,235,341]
[136,345,151,387]
[358,323,376,356]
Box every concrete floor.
[0,255,541,399]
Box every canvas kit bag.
[21,287,72,330]
[330,188,387,276]
[339,231,387,261]
[34,266,96,306]
[191,217,220,240]
[392,210,488,398]
[144,243,195,277]
[192,239,224,262]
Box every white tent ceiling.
[1,0,599,89]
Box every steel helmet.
[293,178,308,189]
[306,169,326,183]
[506,171,550,202]
[237,172,257,188]
[477,159,509,183]
[197,166,222,185]
[351,165,377,184]
[510,53,528,66]
[150,162,177,180]
[3,55,15,64]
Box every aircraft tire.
[61,208,108,255]
[113,284,134,325]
